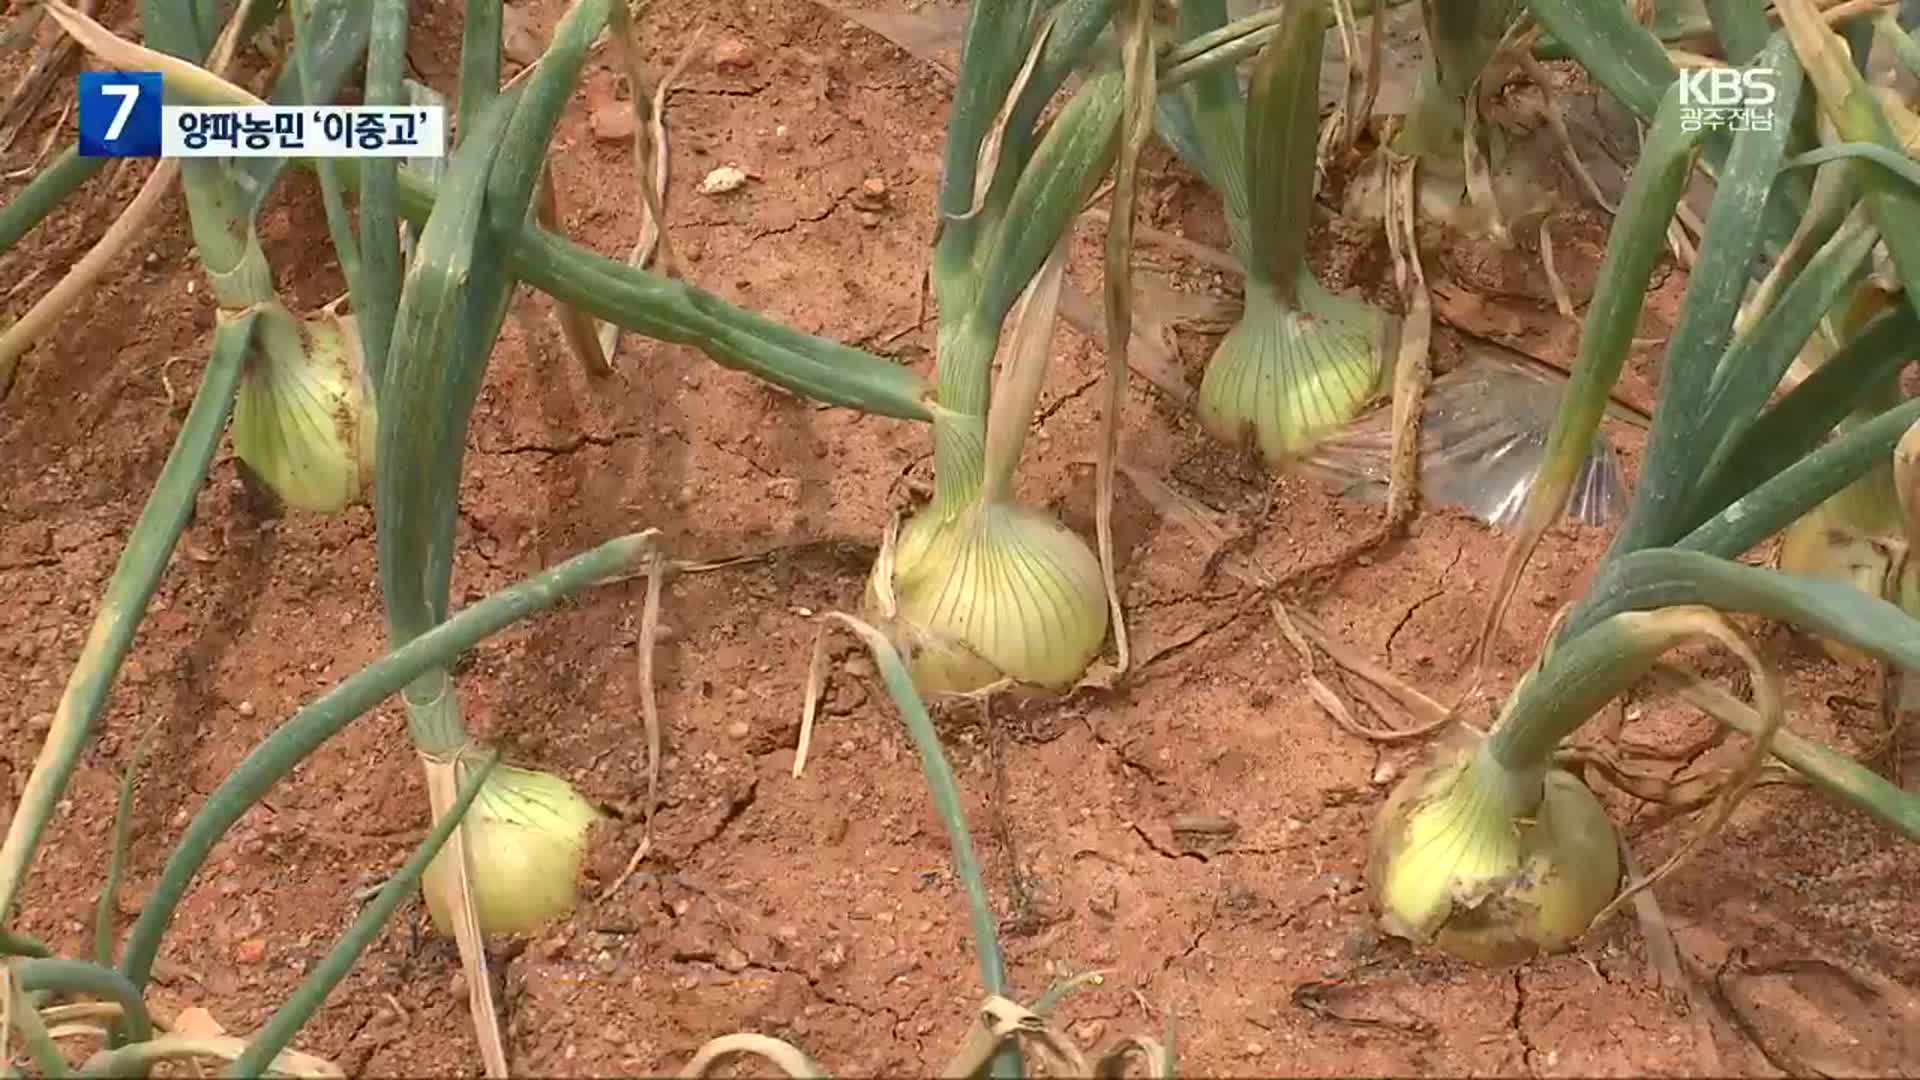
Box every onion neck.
[179,162,276,308]
[930,408,988,519]
[1485,674,1585,787]
[1424,0,1519,103]
[1393,67,1469,162]
[935,317,997,418]
[1245,268,1374,330]
[1243,274,1295,321]
[1465,739,1547,819]
[403,670,470,758]
[930,320,998,515]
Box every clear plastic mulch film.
[1296,341,1630,529]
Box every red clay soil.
[2,1,1916,1076]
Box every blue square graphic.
[78,71,163,158]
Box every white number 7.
[101,83,140,141]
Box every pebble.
[502,5,541,65]
[172,1006,227,1038]
[234,938,267,965]
[237,700,255,718]
[698,166,749,195]
[816,940,848,971]
[590,105,638,143]
[726,720,751,739]
[710,38,754,70]
[853,177,889,221]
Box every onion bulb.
[422,764,601,937]
[1198,274,1386,462]
[1774,284,1919,662]
[1343,0,1558,242]
[866,500,1108,695]
[231,304,376,514]
[1368,739,1621,966]
[1776,465,1916,666]
[1341,128,1564,240]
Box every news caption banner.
[78,70,445,158]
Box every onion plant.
[1156,0,1393,464]
[864,0,1276,694]
[1300,0,1571,244]
[1369,3,1920,965]
[860,0,1145,695]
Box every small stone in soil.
[816,940,848,971]
[726,720,751,739]
[853,177,890,213]
[710,38,753,70]
[590,105,637,143]
[237,700,255,718]
[173,1006,227,1038]
[234,938,267,964]
[698,166,749,195]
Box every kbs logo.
[1676,68,1778,132]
